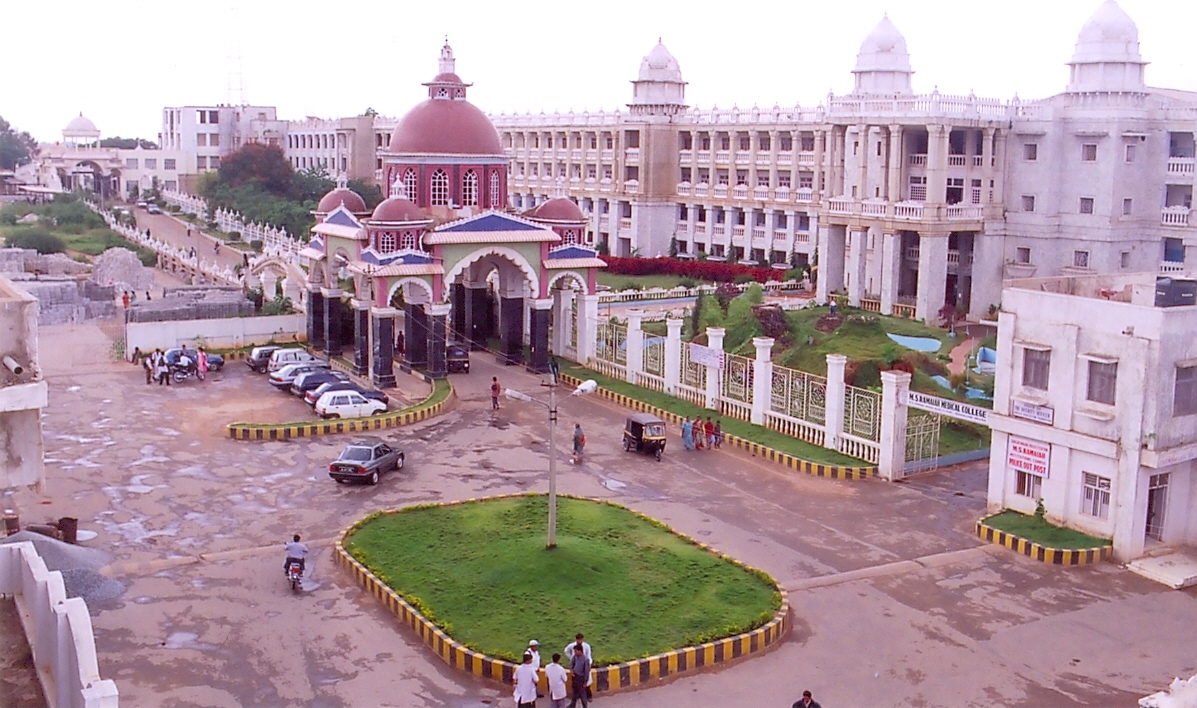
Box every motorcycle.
[285,559,303,592]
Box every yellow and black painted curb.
[558,373,875,480]
[226,384,452,440]
[335,493,790,694]
[975,520,1112,565]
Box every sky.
[3,0,1195,144]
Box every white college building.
[987,272,1197,562]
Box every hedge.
[601,256,784,284]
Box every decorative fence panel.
[680,339,707,390]
[842,384,881,442]
[904,412,942,475]
[595,321,627,365]
[721,354,755,404]
[642,337,665,376]
[769,366,826,425]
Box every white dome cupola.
[630,40,687,115]
[852,15,913,95]
[1066,0,1146,93]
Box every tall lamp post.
[506,375,597,548]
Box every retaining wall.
[975,519,1112,565]
[0,542,118,708]
[125,314,304,352]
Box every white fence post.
[824,353,847,451]
[878,370,911,481]
[664,318,683,394]
[704,327,725,411]
[577,294,599,364]
[625,309,643,384]
[751,337,774,425]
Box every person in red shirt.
[703,417,715,450]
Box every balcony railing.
[695,223,708,234]
[697,150,711,164]
[972,155,984,167]
[905,246,920,261]
[755,155,771,167]
[714,184,729,198]
[677,219,690,230]
[571,149,582,160]
[1162,206,1191,227]
[795,232,811,244]
[946,204,984,219]
[734,153,751,165]
[600,149,614,161]
[715,150,730,165]
[679,149,692,164]
[895,202,925,219]
[909,154,927,166]
[753,186,769,200]
[529,148,541,159]
[774,186,791,202]
[694,183,710,197]
[1160,260,1187,274]
[732,184,749,199]
[773,228,789,241]
[677,182,692,196]
[624,180,639,195]
[752,227,767,241]
[599,178,613,192]
[777,153,792,166]
[797,152,816,166]
[828,197,853,214]
[862,200,888,217]
[584,177,597,188]
[731,225,746,239]
[619,218,632,230]
[624,148,640,163]
[795,187,813,202]
[1167,157,1195,176]
[585,149,598,160]
[948,155,966,167]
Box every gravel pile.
[1,531,125,604]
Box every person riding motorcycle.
[284,533,309,575]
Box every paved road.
[17,322,1197,707]
[128,206,248,273]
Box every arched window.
[403,169,418,201]
[430,169,449,206]
[400,231,417,250]
[378,232,396,252]
[462,170,478,206]
[561,229,577,245]
[489,172,501,206]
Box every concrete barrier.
[975,519,1112,566]
[125,314,305,352]
[0,542,119,708]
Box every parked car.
[290,370,349,396]
[304,381,389,408]
[146,203,162,214]
[268,348,320,373]
[164,347,224,371]
[328,441,405,485]
[269,361,331,389]
[246,345,282,373]
[135,200,148,210]
[446,343,470,373]
[315,390,388,419]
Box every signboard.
[1007,436,1051,478]
[904,391,992,426]
[688,342,725,369]
[1011,399,1055,426]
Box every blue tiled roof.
[308,238,325,252]
[360,250,434,266]
[547,245,598,259]
[324,208,361,228]
[438,213,543,233]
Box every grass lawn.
[982,510,1110,549]
[560,362,864,466]
[344,496,781,665]
[937,420,992,456]
[776,304,955,375]
[1,224,157,266]
[596,272,705,291]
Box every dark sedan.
[290,370,350,396]
[328,442,405,485]
[164,347,224,371]
[305,381,389,407]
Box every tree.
[363,107,379,117]
[292,166,334,204]
[0,116,38,170]
[99,137,158,149]
[668,236,679,258]
[216,142,294,196]
[348,178,384,210]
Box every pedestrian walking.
[714,419,723,449]
[545,653,570,708]
[155,349,170,386]
[186,227,191,238]
[513,651,539,708]
[145,291,152,302]
[681,417,694,450]
[563,634,593,702]
[129,291,137,304]
[145,228,151,239]
[122,291,130,309]
[694,417,705,450]
[704,416,716,450]
[142,351,154,385]
[566,639,591,708]
[197,347,209,382]
[491,377,501,410]
[214,242,221,255]
[572,424,585,464]
[792,690,822,708]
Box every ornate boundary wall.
[335,494,790,694]
[975,519,1112,566]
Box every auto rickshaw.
[446,342,470,373]
[622,412,667,461]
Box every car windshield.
[340,447,373,462]
[645,423,666,436]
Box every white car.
[269,361,331,389]
[315,390,387,419]
[267,348,321,373]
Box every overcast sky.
[4,0,1195,143]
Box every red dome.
[316,188,366,214]
[525,197,584,222]
[388,99,502,155]
[371,196,425,222]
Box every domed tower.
[381,40,508,219]
[1066,0,1146,93]
[522,197,588,246]
[63,113,100,147]
[314,178,371,220]
[365,180,434,256]
[629,40,687,116]
[852,15,914,95]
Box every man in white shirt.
[544,653,570,708]
[513,651,539,707]
[526,639,541,668]
[283,534,309,574]
[563,634,593,700]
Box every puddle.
[162,631,217,651]
[603,479,628,491]
[67,386,81,392]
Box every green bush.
[678,277,697,289]
[250,239,263,252]
[4,228,66,254]
[228,231,242,242]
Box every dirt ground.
[0,598,45,708]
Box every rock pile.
[91,247,153,292]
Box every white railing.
[827,91,1010,119]
[162,189,207,215]
[828,197,853,214]
[731,225,746,239]
[674,383,706,407]
[895,202,925,219]
[862,200,888,217]
[947,250,960,265]
[601,149,614,161]
[773,228,789,242]
[590,358,626,380]
[697,150,711,164]
[797,152,816,166]
[677,182,692,196]
[619,217,632,230]
[694,183,710,197]
[752,227,767,241]
[94,205,240,285]
[719,397,752,422]
[528,148,542,159]
[679,149,692,164]
[733,153,751,166]
[1161,206,1191,227]
[636,372,666,392]
[624,148,640,163]
[755,154,771,167]
[623,180,640,195]
[764,412,826,447]
[732,184,749,199]
[585,149,598,160]
[715,150,730,164]
[571,148,582,160]
[972,156,984,167]
[599,178,613,192]
[753,186,769,200]
[0,542,120,708]
[948,155,966,167]
[908,154,927,166]
[774,186,791,201]
[795,232,811,244]
[795,188,813,202]
[1160,261,1187,274]
[838,434,881,464]
[1166,157,1195,175]
[946,204,984,219]
[714,184,729,198]
[777,154,792,166]
[694,223,708,234]
[905,246,921,261]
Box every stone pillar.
[704,327,725,411]
[306,286,325,349]
[450,282,466,342]
[880,232,900,315]
[824,354,847,452]
[855,123,868,200]
[551,288,572,356]
[664,318,683,394]
[322,288,344,358]
[813,128,826,202]
[527,298,552,374]
[992,130,1007,205]
[577,294,600,364]
[878,370,911,481]
[351,300,370,375]
[816,224,845,303]
[404,304,428,370]
[499,296,524,365]
[426,302,449,379]
[261,271,278,300]
[371,307,397,388]
[282,276,301,308]
[887,124,902,202]
[982,127,994,207]
[751,337,774,425]
[465,284,490,350]
[625,309,644,384]
[916,234,949,323]
[927,124,948,207]
[847,229,867,307]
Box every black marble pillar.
[352,306,369,375]
[404,304,428,370]
[323,293,343,358]
[450,283,466,342]
[427,310,448,380]
[371,314,396,388]
[527,305,551,374]
[307,290,325,350]
[499,296,524,365]
[466,286,490,350]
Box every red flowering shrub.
[600,256,783,284]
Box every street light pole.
[545,380,558,548]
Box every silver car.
[328,442,405,485]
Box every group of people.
[130,346,209,386]
[681,416,721,451]
[513,634,594,708]
[120,291,154,308]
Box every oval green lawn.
[344,495,781,665]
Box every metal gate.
[904,412,941,475]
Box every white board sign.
[904,391,992,426]
[688,342,725,369]
[1011,399,1055,426]
[1007,436,1051,478]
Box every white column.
[878,370,911,481]
[625,309,644,384]
[816,224,845,303]
[887,124,902,202]
[551,288,571,355]
[704,327,725,411]
[577,294,600,364]
[824,354,847,451]
[664,318,683,394]
[751,337,774,425]
[916,234,949,323]
[880,232,899,315]
[847,229,866,307]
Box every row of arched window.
[375,230,419,253]
[396,168,501,207]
